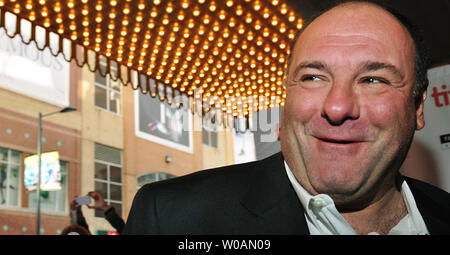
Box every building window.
[28,161,68,213]
[202,118,218,148]
[0,147,20,207]
[94,62,122,115]
[94,143,122,218]
[136,172,175,190]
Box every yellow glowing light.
[236,5,243,16]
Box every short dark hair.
[285,1,429,108]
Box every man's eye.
[301,75,321,82]
[361,77,390,85]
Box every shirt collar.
[283,160,429,235]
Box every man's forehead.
[288,2,415,71]
[299,3,409,43]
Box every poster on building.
[24,151,61,191]
[134,88,193,153]
[400,64,450,192]
[0,14,70,107]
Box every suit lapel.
[239,152,309,234]
[406,177,450,234]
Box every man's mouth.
[318,138,357,144]
[316,137,364,145]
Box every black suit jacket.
[123,152,450,235]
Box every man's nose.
[321,84,360,125]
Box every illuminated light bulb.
[53,3,61,12]
[96,16,103,23]
[280,42,286,49]
[153,0,161,5]
[81,6,88,15]
[81,18,89,27]
[109,11,117,19]
[288,11,296,22]
[271,16,279,26]
[203,15,211,24]
[150,7,158,18]
[69,10,76,19]
[198,25,206,35]
[173,23,180,32]
[226,0,233,7]
[43,18,51,27]
[56,14,63,24]
[188,19,195,29]
[41,7,48,17]
[123,5,131,14]
[262,8,270,19]
[57,27,64,34]
[238,24,245,34]
[242,42,248,50]
[213,21,220,32]
[297,20,303,29]
[262,28,270,37]
[223,29,230,38]
[219,10,226,20]
[288,30,296,39]
[209,1,217,12]
[71,34,77,40]
[162,15,170,25]
[69,22,76,30]
[136,14,143,22]
[279,24,287,33]
[193,6,201,16]
[235,5,243,16]
[67,0,74,8]
[148,20,155,29]
[272,36,279,43]
[166,3,173,13]
[249,47,256,55]
[178,12,185,21]
[193,35,200,44]
[138,2,145,10]
[280,4,288,14]
[228,18,236,27]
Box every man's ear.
[415,90,427,130]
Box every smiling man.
[123,1,450,235]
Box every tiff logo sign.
[431,85,450,107]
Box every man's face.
[280,4,426,206]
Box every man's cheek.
[285,89,321,123]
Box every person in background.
[65,191,125,235]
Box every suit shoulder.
[145,158,263,195]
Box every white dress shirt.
[284,161,429,235]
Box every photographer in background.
[65,191,125,235]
